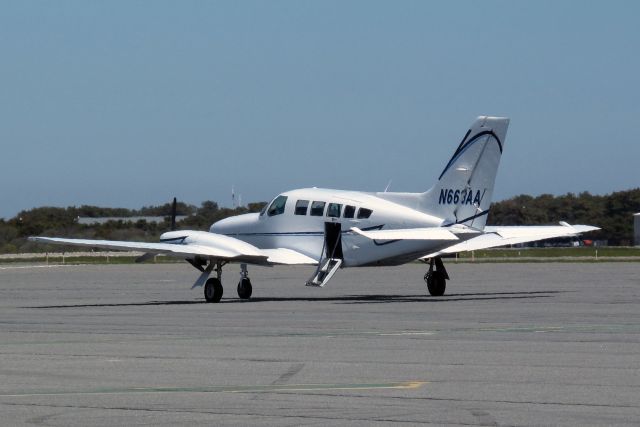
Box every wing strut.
[191,261,215,289]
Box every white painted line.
[0,265,80,271]
[377,331,435,336]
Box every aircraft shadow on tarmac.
[28,290,563,308]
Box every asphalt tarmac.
[0,262,638,426]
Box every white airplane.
[31,116,598,302]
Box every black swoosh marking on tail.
[439,130,502,180]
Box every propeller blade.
[170,197,177,231]
[135,252,156,263]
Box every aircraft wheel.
[237,278,252,299]
[425,271,446,297]
[204,278,223,303]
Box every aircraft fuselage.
[211,187,456,267]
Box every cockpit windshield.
[266,195,288,216]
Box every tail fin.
[421,116,509,229]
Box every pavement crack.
[250,362,306,402]
[469,409,498,426]
[0,401,446,424]
[25,411,63,426]
[272,363,306,385]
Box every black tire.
[425,271,446,297]
[204,278,223,303]
[237,278,252,299]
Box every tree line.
[0,188,638,253]
[0,201,267,253]
[488,189,640,245]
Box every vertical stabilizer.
[420,116,509,229]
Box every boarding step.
[306,258,342,287]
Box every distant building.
[635,213,640,246]
[77,216,187,225]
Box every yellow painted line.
[0,381,427,397]
[228,381,427,393]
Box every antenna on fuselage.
[384,180,393,192]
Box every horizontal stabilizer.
[351,227,459,241]
[491,223,599,239]
[421,223,600,258]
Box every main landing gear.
[204,277,223,303]
[424,257,449,297]
[202,262,253,303]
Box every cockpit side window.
[343,205,355,218]
[295,200,309,215]
[327,203,342,218]
[310,201,325,216]
[267,195,288,216]
[357,207,373,219]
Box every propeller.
[135,197,178,263]
[170,197,177,231]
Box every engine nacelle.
[159,230,264,258]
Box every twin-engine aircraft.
[32,116,598,302]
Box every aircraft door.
[306,222,344,287]
[324,222,343,260]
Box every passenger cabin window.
[295,200,309,215]
[357,207,373,219]
[310,201,325,216]
[267,195,288,216]
[327,203,342,218]
[343,205,356,218]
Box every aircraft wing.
[29,236,272,263]
[421,223,600,258]
[29,236,318,266]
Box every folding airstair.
[306,257,342,287]
[306,222,343,287]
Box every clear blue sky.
[1,1,638,219]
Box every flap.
[351,227,459,241]
[261,248,318,265]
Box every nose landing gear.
[204,261,224,303]
[204,277,223,303]
[237,263,253,299]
